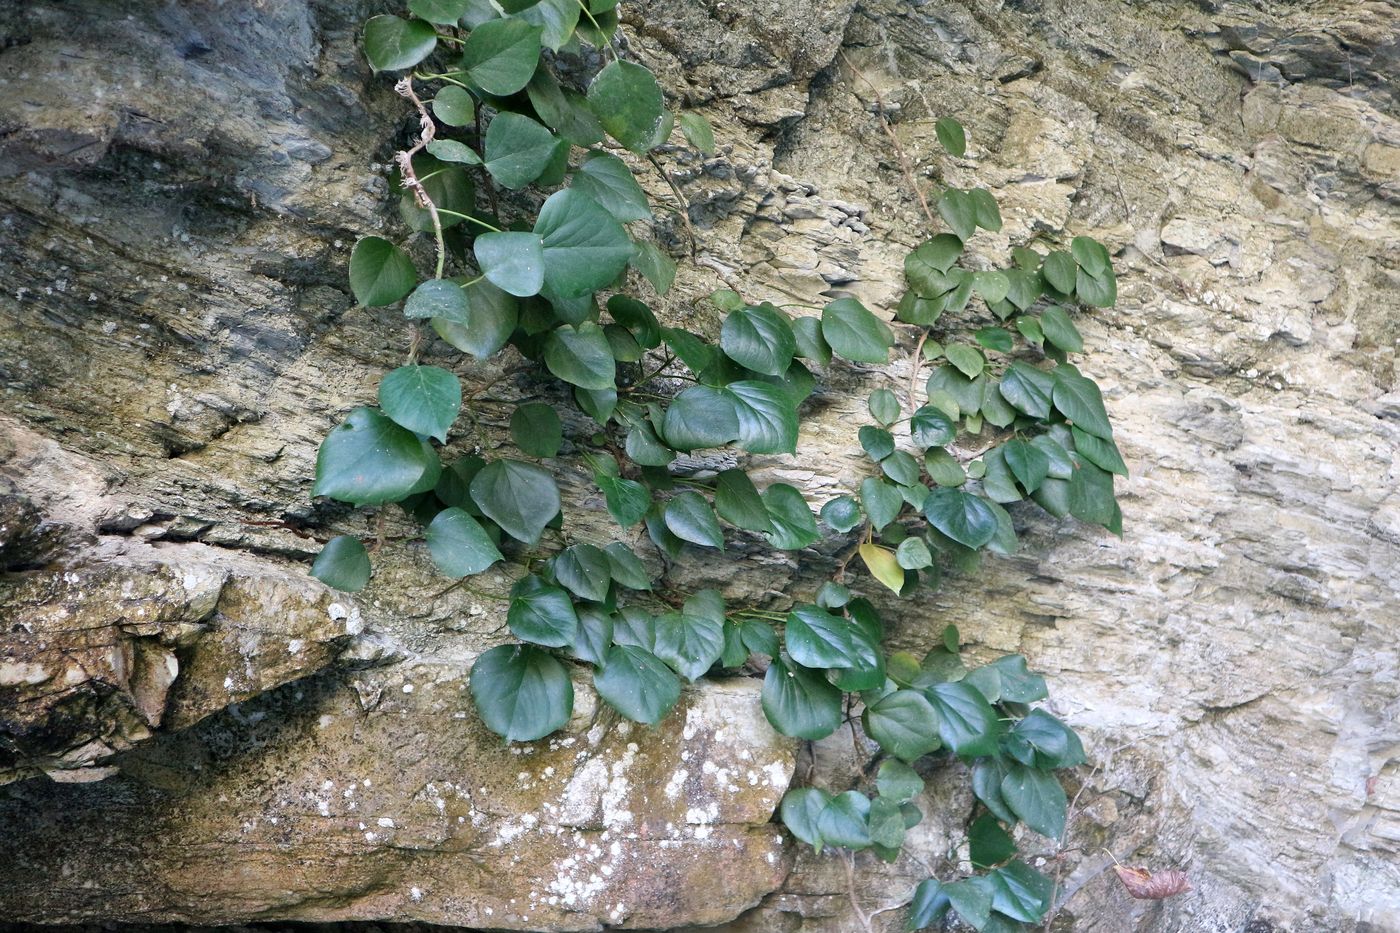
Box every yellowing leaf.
[859,543,905,593]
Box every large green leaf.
[1002,438,1049,493]
[1070,235,1111,277]
[404,278,470,322]
[460,17,542,95]
[1041,250,1076,293]
[923,487,999,549]
[664,490,725,549]
[484,112,562,190]
[1052,366,1112,439]
[655,606,725,681]
[593,644,681,724]
[987,861,1054,923]
[998,361,1054,419]
[509,402,562,458]
[507,575,578,647]
[469,458,560,545]
[554,542,612,601]
[587,60,665,152]
[1039,305,1083,353]
[475,231,545,297]
[911,405,956,448]
[864,689,942,762]
[596,472,650,527]
[725,380,798,454]
[470,644,572,742]
[876,759,924,801]
[534,188,634,298]
[379,364,461,443]
[544,322,616,390]
[938,188,978,241]
[762,655,842,739]
[349,236,417,307]
[425,506,502,577]
[527,70,605,146]
[780,787,832,852]
[785,604,856,669]
[816,790,872,849]
[1011,709,1086,769]
[310,536,371,592]
[363,15,437,71]
[715,468,774,533]
[762,483,820,550]
[571,152,651,223]
[662,385,740,450]
[821,298,893,363]
[926,681,1001,757]
[517,0,580,50]
[860,477,903,532]
[313,407,439,506]
[721,304,796,376]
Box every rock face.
[1,1,1398,932]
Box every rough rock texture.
[1,0,1398,932]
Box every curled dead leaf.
[1113,865,1192,900]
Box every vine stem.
[908,328,929,410]
[843,850,875,933]
[394,76,447,279]
[647,152,699,257]
[837,50,937,231]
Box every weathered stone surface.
[2,0,1399,931]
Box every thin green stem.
[575,0,614,61]
[435,208,502,233]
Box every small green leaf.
[313,407,439,506]
[973,271,1010,305]
[896,536,933,570]
[475,231,545,297]
[677,112,716,153]
[860,477,903,532]
[613,607,657,650]
[859,425,895,461]
[881,450,922,487]
[526,70,604,146]
[425,139,482,165]
[460,17,542,95]
[470,644,572,742]
[911,405,956,448]
[311,536,371,592]
[379,364,461,443]
[1039,305,1084,353]
[969,188,1003,232]
[554,542,612,601]
[1042,250,1077,294]
[877,759,924,802]
[721,304,796,376]
[987,655,1048,702]
[507,575,578,648]
[349,236,417,307]
[425,506,503,577]
[1051,366,1113,439]
[926,681,1001,757]
[404,279,470,323]
[935,116,966,157]
[969,812,1017,868]
[363,15,437,71]
[988,861,1054,924]
[868,388,901,425]
[817,790,873,849]
[544,322,616,390]
[533,193,631,299]
[998,361,1054,419]
[923,487,998,549]
[431,85,476,125]
[865,689,941,761]
[433,279,519,359]
[572,151,652,223]
[664,490,725,549]
[762,483,821,550]
[594,644,681,724]
[944,344,986,380]
[510,402,563,458]
[924,448,965,487]
[867,796,906,850]
[938,189,978,241]
[1002,438,1050,492]
[820,495,862,532]
[625,419,676,466]
[662,386,739,451]
[909,879,951,931]
[572,606,614,665]
[715,468,775,533]
[469,459,560,545]
[603,542,651,589]
[821,298,893,363]
[780,787,832,851]
[630,240,677,295]
[596,472,650,527]
[1070,235,1111,277]
[587,60,665,152]
[974,326,1014,353]
[762,655,842,739]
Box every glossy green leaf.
[926,681,1001,757]
[483,112,561,189]
[785,605,856,669]
[544,322,615,390]
[409,0,471,23]
[363,15,437,71]
[910,405,956,448]
[865,689,941,761]
[534,188,633,297]
[612,607,657,651]
[1041,250,1076,293]
[662,385,739,451]
[935,116,966,157]
[594,644,681,724]
[625,419,676,466]
[596,472,650,527]
[969,812,1016,868]
[1039,305,1083,353]
[425,506,502,577]
[311,536,371,592]
[881,450,921,487]
[987,861,1054,923]
[572,152,652,223]
[517,0,580,50]
[817,790,872,849]
[721,304,796,376]
[404,279,469,323]
[1070,235,1111,277]
[923,487,998,549]
[877,759,925,802]
[461,17,542,95]
[973,271,1010,306]
[474,231,545,297]
[867,796,906,850]
[655,606,725,681]
[938,188,978,241]
[860,477,903,532]
[762,655,842,739]
[554,542,611,601]
[1002,438,1049,492]
[820,495,862,532]
[313,407,439,506]
[603,541,650,589]
[998,361,1054,419]
[431,85,475,126]
[821,298,893,364]
[664,490,725,549]
[945,878,995,930]
[1071,426,1128,476]
[507,575,578,647]
[725,380,799,454]
[762,483,821,550]
[526,70,604,146]
[944,344,985,380]
[510,402,562,458]
[469,458,560,545]
[1076,263,1118,307]
[867,388,900,425]
[908,879,951,931]
[349,236,417,307]
[740,618,779,657]
[1052,366,1113,439]
[379,364,461,443]
[433,279,518,358]
[973,759,1017,824]
[587,60,665,152]
[859,425,895,461]
[572,606,614,665]
[425,139,481,164]
[780,787,832,851]
[715,468,775,533]
[1012,709,1086,769]
[974,326,1014,353]
[470,644,572,742]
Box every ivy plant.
[309,4,1128,930]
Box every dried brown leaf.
[1113,865,1192,900]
